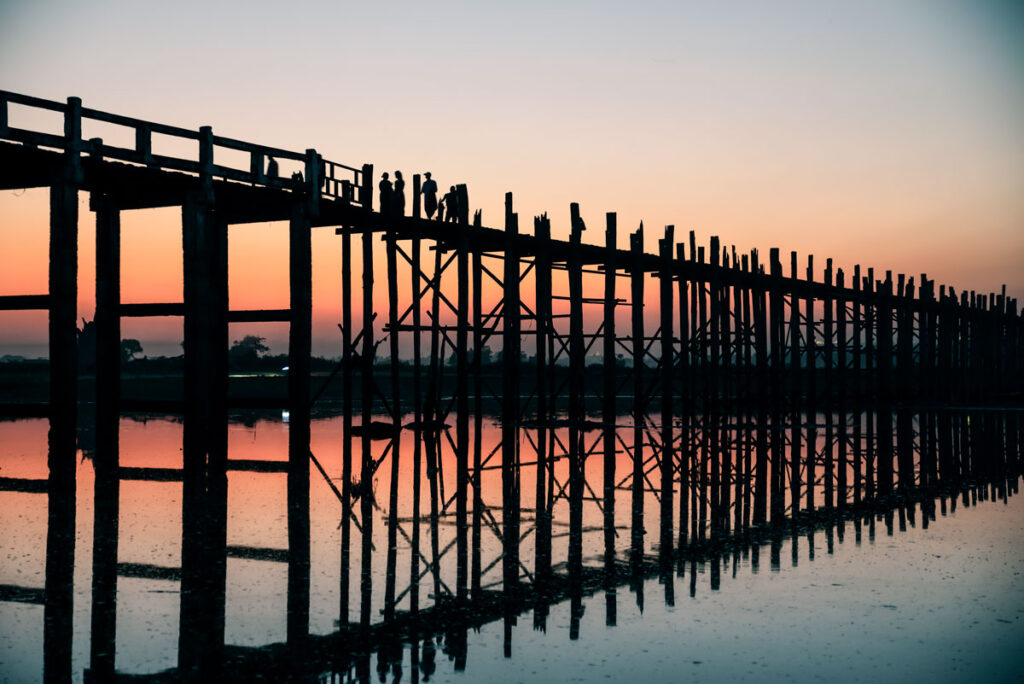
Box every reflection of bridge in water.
[0,410,1019,681]
[0,91,1021,681]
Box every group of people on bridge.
[379,171,467,223]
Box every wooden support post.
[89,193,119,680]
[411,207,423,615]
[805,255,817,513]
[359,192,375,629]
[769,249,785,523]
[501,193,520,592]
[823,259,834,509]
[455,208,471,603]
[709,237,722,538]
[603,214,617,569]
[568,203,585,582]
[179,184,228,677]
[718,243,732,534]
[339,201,354,627]
[740,255,754,531]
[852,266,863,504]
[896,277,915,490]
[676,242,690,547]
[384,208,403,620]
[877,272,894,497]
[835,268,847,507]
[44,97,81,684]
[753,250,769,525]
[472,219,483,599]
[534,214,552,585]
[696,242,709,541]
[630,225,645,559]
[789,252,802,515]
[287,201,312,645]
[864,269,876,500]
[659,226,674,560]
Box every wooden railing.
[0,90,368,207]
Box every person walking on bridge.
[393,170,406,216]
[379,172,393,215]
[442,186,458,223]
[422,172,438,219]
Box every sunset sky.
[1,0,1022,357]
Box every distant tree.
[120,339,143,363]
[229,335,271,369]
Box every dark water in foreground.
[0,411,1022,682]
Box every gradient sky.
[1,0,1022,356]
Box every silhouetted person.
[393,170,405,216]
[422,172,438,219]
[265,156,279,179]
[379,172,393,215]
[442,186,458,223]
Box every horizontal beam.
[225,545,289,563]
[0,583,45,604]
[225,459,289,473]
[117,562,181,582]
[0,476,47,493]
[228,309,290,323]
[0,294,49,311]
[119,466,182,482]
[120,302,183,317]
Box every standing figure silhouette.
[393,170,406,217]
[379,172,393,215]
[442,186,458,223]
[422,172,438,219]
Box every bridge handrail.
[0,89,365,207]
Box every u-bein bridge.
[1,92,1022,682]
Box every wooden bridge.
[1,91,1022,682]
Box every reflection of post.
[90,193,119,679]
[45,112,79,680]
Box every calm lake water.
[0,412,1021,682]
